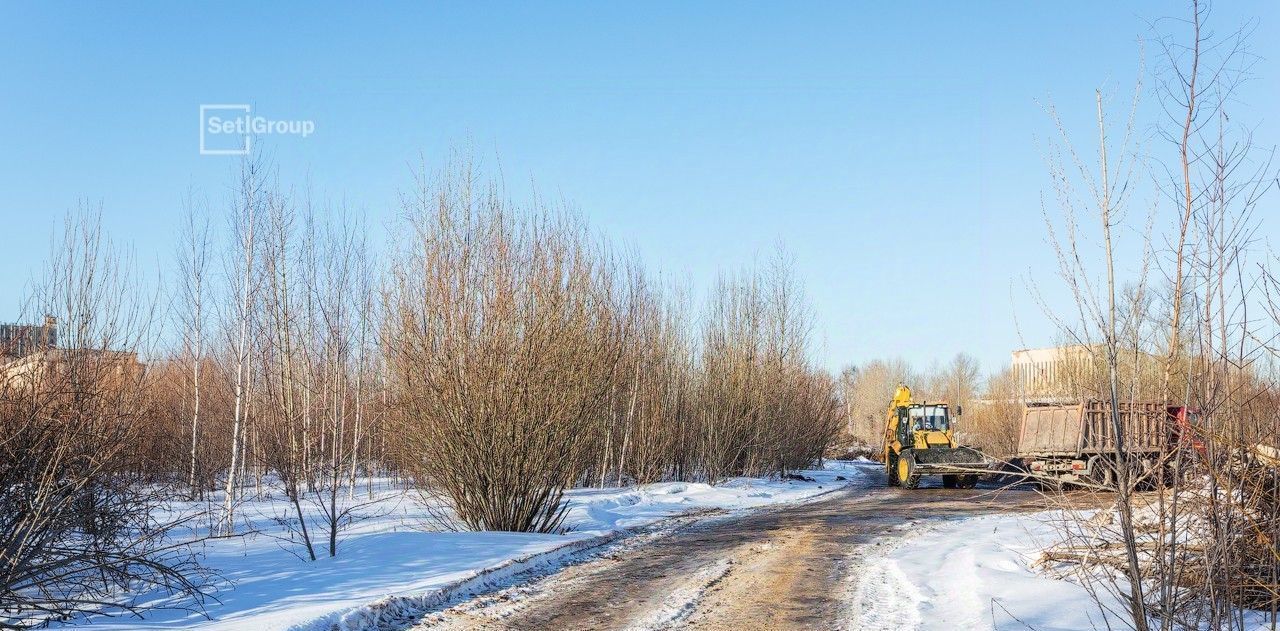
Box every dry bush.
[694,254,842,482]
[385,161,629,533]
[592,256,842,487]
[694,270,770,482]
[141,358,235,493]
[600,276,695,485]
[772,368,843,471]
[383,163,843,530]
[838,359,913,446]
[0,213,206,627]
[964,368,1024,458]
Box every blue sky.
[2,1,1278,373]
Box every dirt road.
[414,472,1052,630]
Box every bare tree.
[220,158,264,534]
[1144,3,1276,626]
[1041,66,1152,626]
[0,210,208,626]
[176,194,212,498]
[1037,5,1279,629]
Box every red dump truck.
[1016,400,1198,487]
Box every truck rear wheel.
[886,453,900,486]
[1137,459,1158,491]
[1089,460,1116,490]
[942,474,958,489]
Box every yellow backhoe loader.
[882,385,988,489]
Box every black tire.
[1089,460,1116,490]
[898,452,921,489]
[942,474,958,489]
[886,453,900,487]
[1163,457,1185,487]
[1135,459,1157,491]
[956,474,978,489]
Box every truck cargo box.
[1019,400,1167,457]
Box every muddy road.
[414,472,1061,630]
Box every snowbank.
[849,509,1279,631]
[83,461,869,630]
[849,512,1114,630]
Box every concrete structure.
[2,348,142,390]
[1010,345,1095,399]
[0,315,57,360]
[0,316,142,389]
[1011,344,1167,401]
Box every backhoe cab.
[882,385,987,489]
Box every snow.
[848,510,1279,631]
[92,460,1279,631]
[849,512,1117,631]
[80,461,868,631]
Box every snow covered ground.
[849,512,1110,630]
[84,462,1275,631]
[80,461,868,630]
[848,510,1277,631]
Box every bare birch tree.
[220,158,264,534]
[176,194,212,498]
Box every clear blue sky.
[2,2,1277,373]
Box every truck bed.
[1019,400,1167,457]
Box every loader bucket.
[910,446,990,474]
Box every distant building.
[0,315,57,361]
[1,316,142,389]
[2,348,142,389]
[1012,344,1166,401]
[1010,345,1094,398]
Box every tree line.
[836,353,1024,458]
[1034,2,1280,628]
[0,156,843,625]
